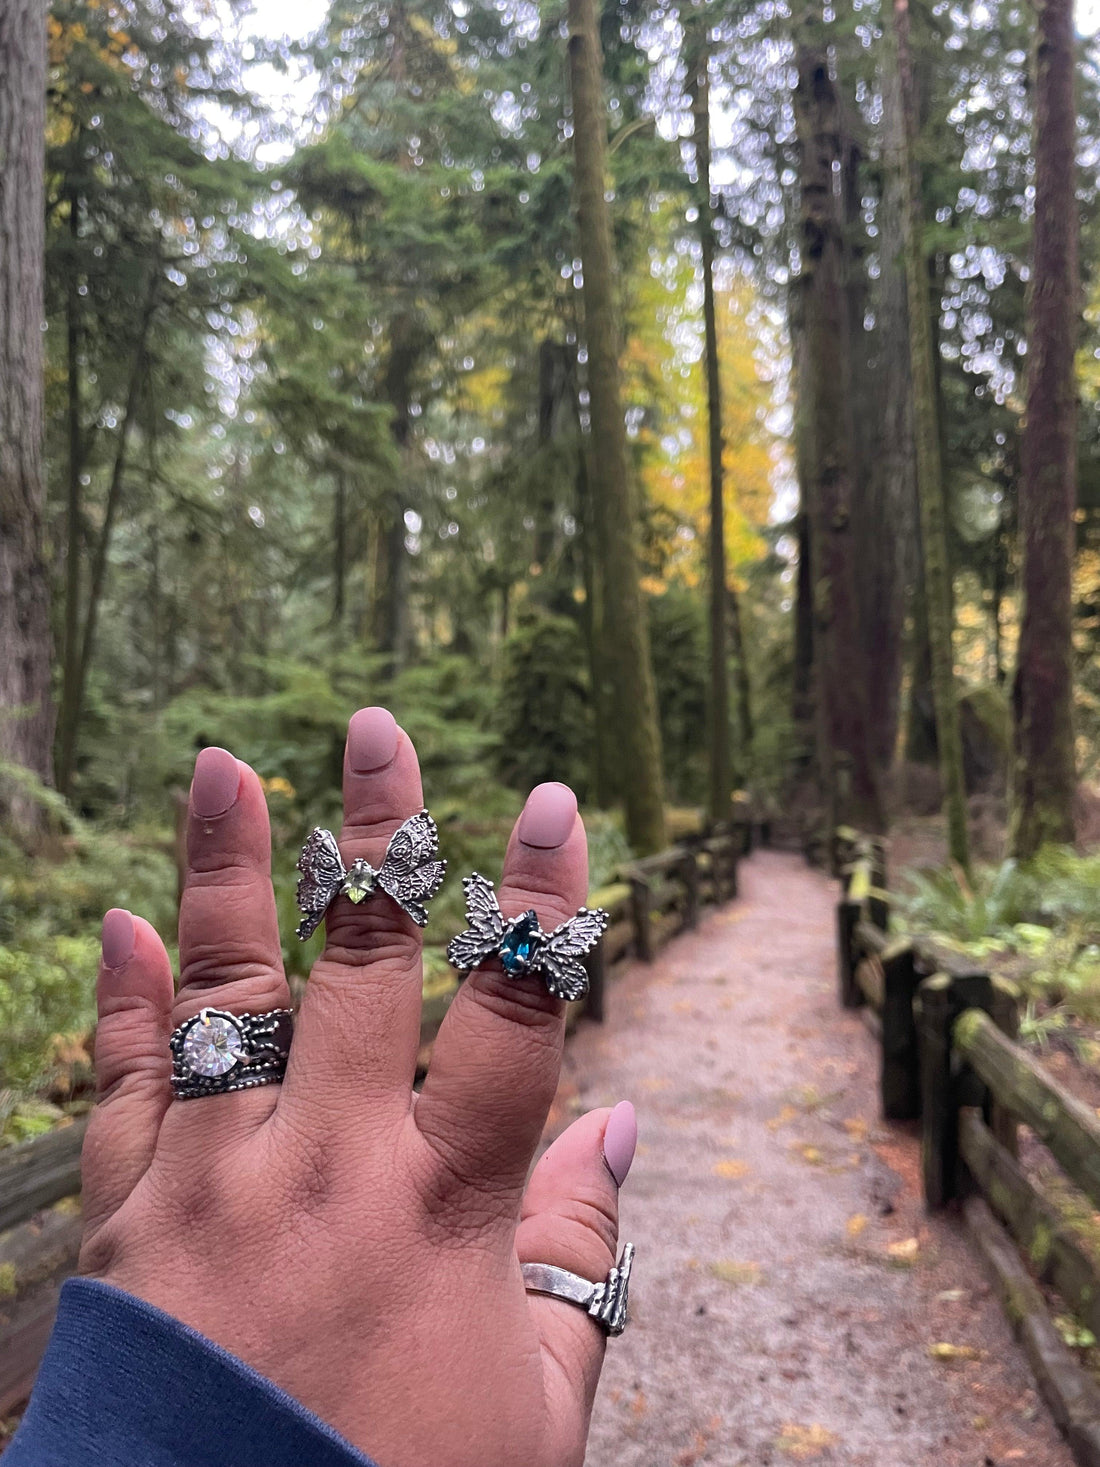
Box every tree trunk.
[884,0,970,867]
[860,49,914,775]
[1010,0,1078,856]
[333,470,347,629]
[61,184,83,779]
[56,285,156,795]
[689,30,733,825]
[793,35,886,835]
[567,0,666,853]
[0,0,53,836]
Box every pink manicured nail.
[191,747,240,818]
[102,909,135,969]
[348,706,399,774]
[603,1101,637,1188]
[518,782,577,849]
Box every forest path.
[550,849,1073,1467]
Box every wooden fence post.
[680,849,699,930]
[629,872,653,962]
[584,942,606,1024]
[919,969,993,1209]
[918,974,957,1209]
[988,975,1022,1159]
[725,836,739,900]
[868,839,889,932]
[880,941,921,1120]
[837,892,862,1009]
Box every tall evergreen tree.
[0,0,53,837]
[884,0,969,867]
[1010,0,1079,856]
[793,27,885,835]
[567,0,667,853]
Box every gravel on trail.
[549,849,1075,1467]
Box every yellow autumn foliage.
[622,243,780,591]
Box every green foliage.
[648,590,707,804]
[496,616,592,799]
[896,848,1100,1021]
[0,936,97,1099]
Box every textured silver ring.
[295,808,446,938]
[170,1007,293,1100]
[521,1242,634,1336]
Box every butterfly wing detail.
[531,906,610,1001]
[296,828,346,941]
[377,809,447,928]
[446,872,506,971]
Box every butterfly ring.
[446,873,609,1001]
[295,809,446,938]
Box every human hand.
[81,708,636,1467]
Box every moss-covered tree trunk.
[567,0,666,853]
[793,36,886,835]
[884,0,969,868]
[1010,0,1078,857]
[0,0,52,836]
[859,46,914,774]
[689,28,732,824]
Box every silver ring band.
[170,1007,293,1100]
[522,1242,634,1336]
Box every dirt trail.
[554,850,1073,1467]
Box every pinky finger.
[80,910,174,1240]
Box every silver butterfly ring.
[295,809,446,938]
[446,873,609,1001]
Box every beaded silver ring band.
[170,1007,294,1100]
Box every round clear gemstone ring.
[170,1007,293,1100]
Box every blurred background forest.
[2,0,1100,1131]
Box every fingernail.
[102,909,135,969]
[518,782,577,849]
[191,747,240,818]
[348,706,399,774]
[603,1101,637,1188]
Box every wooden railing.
[836,832,1100,1466]
[0,819,748,1418]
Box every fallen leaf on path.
[928,1342,984,1361]
[712,1159,750,1180]
[843,1118,867,1141]
[767,1105,799,1131]
[775,1423,839,1459]
[937,1289,966,1302]
[846,1214,868,1238]
[642,1077,671,1092]
[629,1390,648,1417]
[793,1143,824,1166]
[708,1260,763,1286]
[887,1237,920,1265]
[673,1000,694,1014]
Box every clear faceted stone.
[343,860,378,905]
[182,1014,245,1077]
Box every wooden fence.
[837,833,1100,1465]
[0,819,747,1418]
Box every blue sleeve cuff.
[6,1276,379,1467]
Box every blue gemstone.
[501,912,540,975]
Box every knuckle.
[94,1002,170,1100]
[498,877,576,934]
[412,1130,515,1242]
[320,905,422,969]
[462,967,566,1035]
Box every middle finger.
[280,707,429,1123]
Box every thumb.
[516,1102,637,1453]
